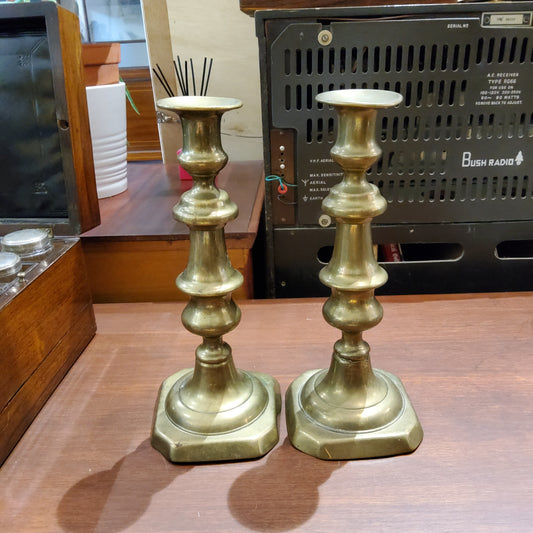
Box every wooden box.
[81,42,121,86]
[0,2,100,464]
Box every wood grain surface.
[240,0,459,15]
[57,6,100,232]
[82,161,264,244]
[0,293,531,531]
[0,241,96,465]
[81,161,264,302]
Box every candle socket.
[285,90,423,460]
[151,96,280,463]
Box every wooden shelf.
[81,160,264,302]
[240,0,459,16]
[1,293,532,531]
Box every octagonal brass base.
[286,368,423,460]
[152,369,281,463]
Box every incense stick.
[156,63,174,97]
[200,57,207,97]
[152,67,173,97]
[204,58,213,97]
[167,56,214,97]
[173,60,185,96]
[190,58,197,96]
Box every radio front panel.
[263,8,533,227]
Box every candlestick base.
[152,369,281,463]
[286,368,422,460]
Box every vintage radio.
[0,2,100,464]
[255,2,533,297]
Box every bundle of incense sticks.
[152,56,213,97]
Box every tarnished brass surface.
[151,96,280,462]
[286,89,423,460]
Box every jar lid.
[0,252,22,278]
[1,228,53,257]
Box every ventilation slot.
[351,47,357,73]
[316,83,324,109]
[487,38,495,64]
[430,44,437,71]
[509,37,517,63]
[405,82,412,106]
[457,113,531,140]
[463,44,471,70]
[472,36,524,65]
[317,246,333,265]
[317,118,323,143]
[362,47,369,73]
[441,44,449,71]
[379,114,474,143]
[519,37,528,63]
[370,174,516,204]
[496,240,533,259]
[343,44,481,74]
[311,116,337,144]
[419,46,426,71]
[316,48,323,74]
[340,47,346,73]
[295,49,302,75]
[385,46,392,72]
[378,243,463,263]
[407,45,414,71]
[373,150,447,178]
[463,175,532,201]
[327,117,335,143]
[498,37,506,63]
[452,44,460,71]
[409,80,467,108]
[476,38,484,64]
[306,49,312,74]
[374,47,380,72]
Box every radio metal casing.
[255,2,533,297]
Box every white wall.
[165,0,263,161]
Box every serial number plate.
[482,12,532,27]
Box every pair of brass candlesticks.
[151,90,423,463]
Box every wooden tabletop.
[1,293,532,531]
[82,160,265,248]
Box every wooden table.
[81,160,264,302]
[1,294,532,532]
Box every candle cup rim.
[157,96,242,113]
[316,89,402,108]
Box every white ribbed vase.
[86,81,128,199]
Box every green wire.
[265,175,297,188]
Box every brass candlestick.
[286,89,423,460]
[151,96,280,462]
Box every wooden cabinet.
[81,160,265,302]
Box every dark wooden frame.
[0,2,99,235]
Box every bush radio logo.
[462,150,524,168]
